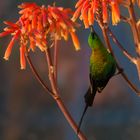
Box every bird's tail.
[77,87,97,134]
[77,104,88,134]
[84,86,97,106]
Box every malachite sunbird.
[77,27,117,133]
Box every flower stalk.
[128,0,140,55]
[107,28,136,64]
[25,53,55,96]
[99,23,140,95]
[26,49,87,140]
[45,47,87,140]
[53,34,58,82]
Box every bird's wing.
[89,73,94,93]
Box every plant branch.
[54,34,58,82]
[45,48,87,140]
[99,24,140,95]
[121,1,130,7]
[26,50,87,139]
[107,28,136,64]
[25,53,55,96]
[128,0,140,56]
[120,15,131,23]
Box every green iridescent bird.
[77,27,117,133]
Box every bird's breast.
[90,49,112,80]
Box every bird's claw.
[114,68,124,76]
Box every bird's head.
[88,27,101,49]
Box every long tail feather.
[77,104,88,134]
[77,86,97,134]
[84,86,97,106]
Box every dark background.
[0,0,140,140]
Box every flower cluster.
[0,2,80,69]
[72,0,121,28]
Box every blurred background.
[0,0,140,140]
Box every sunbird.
[77,27,117,133]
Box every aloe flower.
[72,0,121,28]
[0,2,80,69]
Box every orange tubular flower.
[4,30,20,60]
[20,45,26,69]
[70,31,80,50]
[138,0,140,7]
[47,6,80,50]
[102,0,108,23]
[73,0,121,28]
[0,2,80,69]
[111,0,120,25]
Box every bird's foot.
[114,68,124,76]
[97,87,103,93]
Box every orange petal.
[4,21,19,29]
[4,27,15,32]
[34,31,42,39]
[88,5,94,25]
[70,32,80,51]
[19,8,30,15]
[58,20,67,30]
[61,30,68,41]
[82,3,90,28]
[92,0,98,14]
[18,2,37,9]
[50,9,59,20]
[37,15,43,32]
[111,1,120,25]
[75,0,85,8]
[102,0,108,23]
[32,14,37,29]
[35,38,46,52]
[4,31,20,60]
[20,45,26,69]
[0,31,13,38]
[81,0,89,13]
[29,37,36,51]
[138,0,140,7]
[23,19,30,33]
[72,4,83,21]
[42,6,48,27]
[63,8,73,15]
